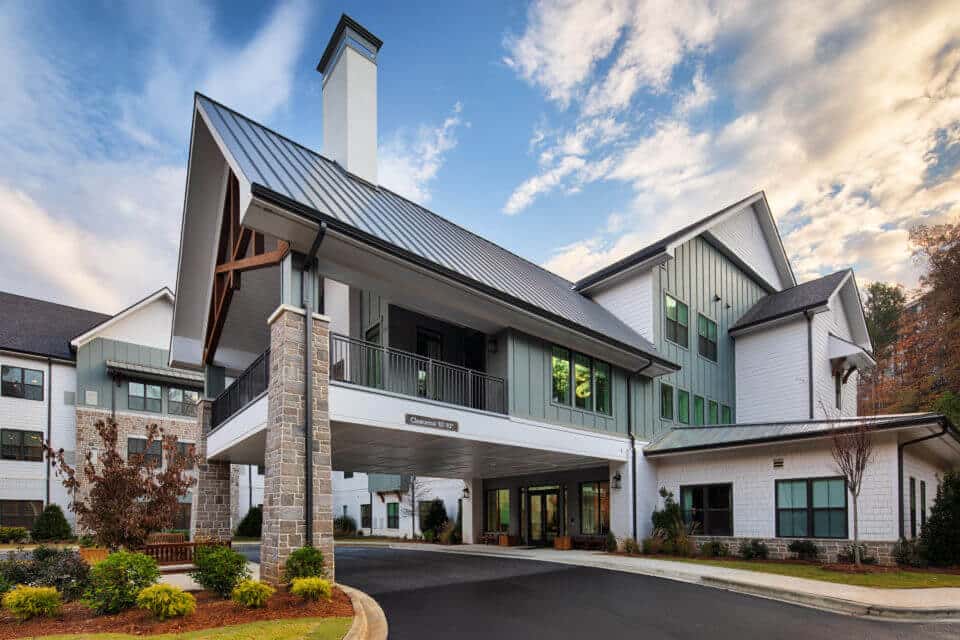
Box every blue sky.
[1,0,958,312]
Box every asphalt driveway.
[332,546,960,640]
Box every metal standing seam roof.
[105,360,204,386]
[730,269,851,332]
[195,94,675,367]
[643,413,952,455]
[0,291,110,361]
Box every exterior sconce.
[612,472,622,489]
[462,485,471,499]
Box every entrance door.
[528,487,560,546]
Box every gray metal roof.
[730,269,850,332]
[105,360,204,387]
[643,413,949,456]
[0,291,110,361]
[196,94,673,366]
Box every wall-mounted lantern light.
[462,485,471,499]
[612,472,622,490]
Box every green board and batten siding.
[633,236,767,440]
[75,337,179,414]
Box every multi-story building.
[162,15,958,582]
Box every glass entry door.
[528,486,560,545]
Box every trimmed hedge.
[31,504,72,541]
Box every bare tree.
[830,419,875,565]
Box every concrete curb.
[340,583,389,640]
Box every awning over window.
[105,360,204,388]
[827,334,876,370]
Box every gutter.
[897,422,949,539]
[627,358,656,541]
[302,222,328,546]
[807,311,814,420]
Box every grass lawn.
[666,557,960,588]
[21,616,353,640]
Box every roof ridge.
[195,93,577,288]
[0,290,111,319]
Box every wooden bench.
[140,540,232,566]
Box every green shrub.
[605,531,618,552]
[0,576,11,595]
[231,579,274,608]
[423,530,436,543]
[838,544,876,565]
[31,505,73,541]
[623,537,641,555]
[787,540,820,561]
[135,584,195,620]
[0,557,34,587]
[893,538,928,568]
[641,536,663,555]
[189,545,249,598]
[77,534,96,548]
[438,520,458,545]
[3,585,61,621]
[738,539,769,560]
[32,549,90,601]
[290,577,332,602]
[283,546,326,582]
[419,499,448,539]
[921,471,960,567]
[651,488,684,537]
[235,506,262,539]
[333,515,357,536]
[700,540,729,558]
[84,551,159,614]
[0,526,28,544]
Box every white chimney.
[318,14,382,185]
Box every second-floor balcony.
[329,333,507,414]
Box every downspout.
[627,357,655,541]
[302,223,328,546]
[248,465,253,513]
[806,312,814,420]
[897,424,948,539]
[45,358,52,506]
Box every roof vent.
[773,457,784,469]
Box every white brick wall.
[734,318,809,423]
[653,431,901,541]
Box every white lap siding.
[734,318,809,423]
[901,448,946,539]
[652,432,900,541]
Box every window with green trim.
[387,502,400,529]
[485,488,510,533]
[551,347,571,404]
[677,390,690,424]
[698,314,718,362]
[694,395,705,426]
[664,294,689,347]
[721,404,732,424]
[594,362,612,416]
[551,345,613,415]
[660,383,674,421]
[708,400,719,425]
[574,353,592,410]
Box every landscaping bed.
[0,586,353,639]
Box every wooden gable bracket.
[203,171,290,364]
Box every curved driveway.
[334,546,960,640]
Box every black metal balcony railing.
[329,333,507,414]
[211,348,270,429]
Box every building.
[0,288,265,533]
[168,15,959,582]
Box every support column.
[260,306,334,584]
[461,478,483,544]
[192,400,232,541]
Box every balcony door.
[416,328,442,399]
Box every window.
[1,366,44,401]
[168,387,200,417]
[173,502,191,531]
[551,347,571,404]
[693,396,705,426]
[677,390,690,424]
[360,504,372,529]
[580,481,610,535]
[921,480,927,529]
[415,328,442,397]
[594,362,612,416]
[0,500,43,528]
[364,324,383,388]
[697,315,718,362]
[128,382,161,412]
[167,442,195,470]
[721,404,733,424]
[386,502,399,529]
[573,353,592,410]
[1,429,43,461]
[681,484,732,536]
[343,471,354,479]
[128,437,162,466]
[660,383,674,421]
[664,294,689,347]
[343,505,348,517]
[910,477,917,538]
[708,400,719,425]
[835,373,843,410]
[485,488,510,533]
[776,478,847,538]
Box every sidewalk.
[337,540,960,621]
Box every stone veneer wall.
[192,400,232,540]
[259,307,334,584]
[74,407,201,533]
[691,536,898,565]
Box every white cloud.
[378,103,466,203]
[506,0,960,287]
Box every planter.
[554,536,573,551]
[498,534,518,547]
[79,547,109,564]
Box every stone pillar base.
[192,400,232,541]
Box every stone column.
[260,306,334,584]
[192,399,232,540]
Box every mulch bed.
[0,587,353,639]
